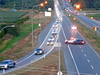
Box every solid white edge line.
[61,26,80,75]
[96,73,98,75]
[17,21,57,64]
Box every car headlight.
[35,51,37,53]
[51,42,53,44]
[5,65,8,68]
[39,51,42,53]
[47,42,49,44]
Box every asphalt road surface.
[0,0,100,75]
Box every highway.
[60,0,100,75]
[0,0,100,75]
[63,0,100,34]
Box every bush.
[16,16,29,25]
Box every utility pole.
[21,0,28,10]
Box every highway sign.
[54,43,61,47]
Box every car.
[47,40,54,46]
[56,19,60,23]
[52,28,58,33]
[71,25,77,30]
[0,60,17,69]
[35,48,44,55]
[71,40,85,45]
[51,33,57,38]
[53,24,58,28]
[65,37,77,44]
[48,37,54,41]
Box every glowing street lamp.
[40,3,44,7]
[45,1,48,4]
[76,4,80,9]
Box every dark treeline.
[0,0,54,10]
[72,0,100,9]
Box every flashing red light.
[82,41,85,44]
[42,49,44,51]
[71,37,74,40]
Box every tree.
[0,0,5,5]
[94,0,100,10]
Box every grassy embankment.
[0,11,55,61]
[86,14,100,20]
[64,12,100,53]
[0,11,28,23]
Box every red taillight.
[15,61,17,63]
[82,41,85,44]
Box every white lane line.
[17,21,57,64]
[87,59,90,63]
[81,50,84,52]
[91,65,94,69]
[84,54,87,57]
[61,26,80,75]
[96,73,98,75]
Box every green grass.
[0,11,28,23]
[86,14,100,18]
[0,23,39,53]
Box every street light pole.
[58,23,61,75]
[31,12,34,46]
[0,25,15,34]
[31,4,40,46]
[39,4,41,31]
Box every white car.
[48,37,54,41]
[53,24,58,28]
[65,37,77,44]
[56,19,60,23]
[47,40,54,46]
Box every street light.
[40,3,44,7]
[76,4,80,9]
[31,4,40,46]
[0,25,15,34]
[45,1,48,4]
[31,3,44,46]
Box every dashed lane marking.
[84,54,87,57]
[87,59,90,63]
[91,65,94,69]
[81,50,84,52]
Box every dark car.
[71,40,85,45]
[35,48,44,55]
[0,60,17,69]
[51,33,57,38]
